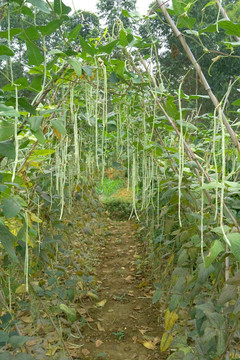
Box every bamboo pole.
[124,49,240,231]
[156,0,240,154]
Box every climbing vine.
[0,0,240,359]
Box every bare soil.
[80,219,168,360]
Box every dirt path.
[80,219,168,360]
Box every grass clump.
[96,178,125,198]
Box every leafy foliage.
[0,0,240,358]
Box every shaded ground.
[79,219,168,360]
[4,195,168,360]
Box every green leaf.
[0,330,9,344]
[177,15,196,29]
[0,223,18,262]
[205,240,224,268]
[228,233,240,261]
[172,0,187,16]
[9,335,29,348]
[38,20,63,36]
[166,96,179,120]
[0,140,16,159]
[115,61,125,77]
[0,121,14,141]
[169,294,181,311]
[218,19,240,37]
[216,330,226,356]
[82,65,92,77]
[51,119,66,135]
[27,116,43,132]
[199,23,217,34]
[31,129,45,144]
[67,58,82,76]
[232,99,240,106]
[54,0,71,15]
[0,45,14,57]
[217,284,237,306]
[68,24,82,40]
[3,198,21,219]
[15,354,35,360]
[152,289,162,304]
[122,9,130,17]
[2,77,28,92]
[26,41,44,66]
[119,29,128,46]
[26,0,51,13]
[22,5,34,18]
[32,149,55,156]
[0,353,14,360]
[99,40,119,54]
[227,271,240,285]
[18,98,36,115]
[0,104,20,117]
[79,36,96,56]
[108,72,120,84]
[0,28,22,40]
[18,26,40,41]
[59,304,77,322]
[204,310,224,329]
[28,75,42,92]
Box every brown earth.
[79,219,168,360]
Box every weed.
[112,330,125,340]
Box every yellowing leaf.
[143,341,156,350]
[165,308,178,331]
[160,332,173,352]
[168,254,174,266]
[15,284,26,294]
[96,299,107,307]
[78,281,83,290]
[4,219,22,236]
[29,212,42,223]
[53,126,62,140]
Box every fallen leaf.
[26,339,40,347]
[139,281,148,288]
[87,291,99,299]
[143,341,156,350]
[153,337,161,345]
[125,275,134,283]
[96,339,103,348]
[129,315,137,320]
[134,306,141,311]
[97,322,105,332]
[139,329,147,335]
[86,317,94,322]
[82,348,90,356]
[78,308,87,315]
[132,336,138,344]
[20,316,32,324]
[96,299,107,307]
